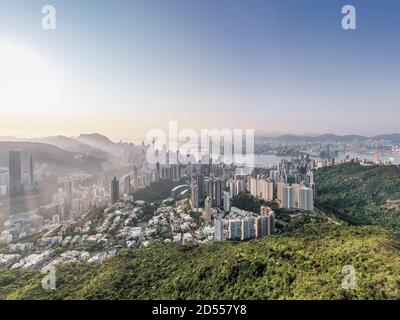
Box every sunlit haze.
[1,0,400,140]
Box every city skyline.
[1,0,400,140]
[1,0,400,303]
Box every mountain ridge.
[0,141,106,175]
[2,132,400,147]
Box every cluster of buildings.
[53,174,110,220]
[0,212,45,243]
[0,200,146,270]
[215,206,275,241]
[0,149,322,272]
[315,154,393,168]
[191,176,226,210]
[277,182,314,211]
[190,155,316,221]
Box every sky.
[0,0,399,141]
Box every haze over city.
[1,0,400,141]
[2,0,400,305]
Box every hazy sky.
[0,0,399,141]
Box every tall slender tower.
[111,177,120,203]
[133,165,138,188]
[191,184,199,209]
[9,150,23,197]
[124,175,132,194]
[203,196,213,221]
[156,162,160,182]
[28,153,34,187]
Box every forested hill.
[1,215,400,300]
[316,163,400,231]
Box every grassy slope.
[1,216,400,300]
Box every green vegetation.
[1,216,400,300]
[232,192,292,223]
[316,163,400,232]
[189,211,202,225]
[231,191,269,213]
[141,203,160,222]
[131,179,186,202]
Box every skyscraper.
[133,165,138,191]
[9,150,23,197]
[260,179,274,201]
[214,179,223,207]
[123,175,132,194]
[156,162,160,182]
[298,187,314,211]
[111,177,120,203]
[228,219,242,240]
[28,153,34,187]
[223,191,231,213]
[255,216,269,238]
[205,178,213,201]
[191,184,199,209]
[282,185,293,209]
[203,196,212,221]
[241,217,255,240]
[197,174,204,203]
[229,179,236,198]
[260,205,275,236]
[214,218,225,242]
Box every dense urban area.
[1,133,400,299]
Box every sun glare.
[0,42,55,111]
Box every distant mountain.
[35,136,109,160]
[0,133,142,167]
[255,131,322,138]
[374,134,400,143]
[254,130,288,138]
[316,134,367,142]
[0,135,110,162]
[268,133,400,143]
[0,136,23,141]
[76,133,120,154]
[276,134,368,142]
[0,141,105,175]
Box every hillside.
[76,133,120,154]
[316,163,400,232]
[0,141,106,175]
[35,136,109,160]
[1,215,399,300]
